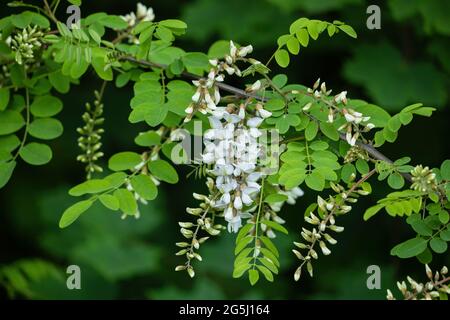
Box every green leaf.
[114,188,138,215]
[355,159,369,175]
[236,223,253,244]
[305,171,325,191]
[286,37,300,55]
[306,21,319,40]
[159,19,187,29]
[0,135,20,153]
[440,227,450,241]
[69,179,111,196]
[274,49,289,68]
[88,27,101,44]
[99,15,128,30]
[319,122,339,141]
[28,118,63,140]
[387,173,405,189]
[104,172,127,188]
[0,88,10,111]
[363,204,384,221]
[130,174,158,201]
[0,110,24,135]
[430,238,447,254]
[261,220,288,235]
[0,161,16,189]
[391,237,427,258]
[439,211,449,224]
[68,0,82,5]
[59,200,93,228]
[295,29,309,47]
[410,220,433,237]
[49,71,70,94]
[305,121,318,141]
[135,131,161,147]
[30,95,63,117]
[260,236,279,258]
[182,52,209,70]
[248,269,259,286]
[148,160,179,184]
[341,163,356,183]
[440,160,450,180]
[19,143,52,165]
[265,99,285,111]
[264,194,288,204]
[416,247,432,264]
[143,102,167,127]
[235,236,253,255]
[257,265,274,282]
[155,25,173,42]
[99,194,120,211]
[338,25,357,38]
[108,152,142,171]
[92,56,113,81]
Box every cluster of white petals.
[121,2,155,28]
[201,105,267,233]
[184,41,254,122]
[338,108,375,146]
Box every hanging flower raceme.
[199,103,272,233]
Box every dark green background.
[0,0,449,299]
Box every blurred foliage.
[1,0,449,300]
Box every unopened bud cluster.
[387,264,450,300]
[76,90,105,179]
[293,181,369,281]
[175,178,224,277]
[10,25,44,65]
[344,145,369,163]
[410,165,437,193]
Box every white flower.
[334,91,347,104]
[257,108,272,119]
[238,45,253,57]
[247,117,263,128]
[344,113,355,123]
[229,41,237,58]
[249,80,261,92]
[227,215,242,233]
[136,3,155,22]
[121,12,137,27]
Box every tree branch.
[121,55,413,183]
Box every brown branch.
[121,55,413,183]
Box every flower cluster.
[387,264,450,300]
[338,108,374,146]
[184,41,253,122]
[76,90,105,179]
[201,104,270,233]
[10,25,44,65]
[305,79,374,147]
[410,165,437,193]
[121,2,155,28]
[176,178,224,277]
[292,180,370,281]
